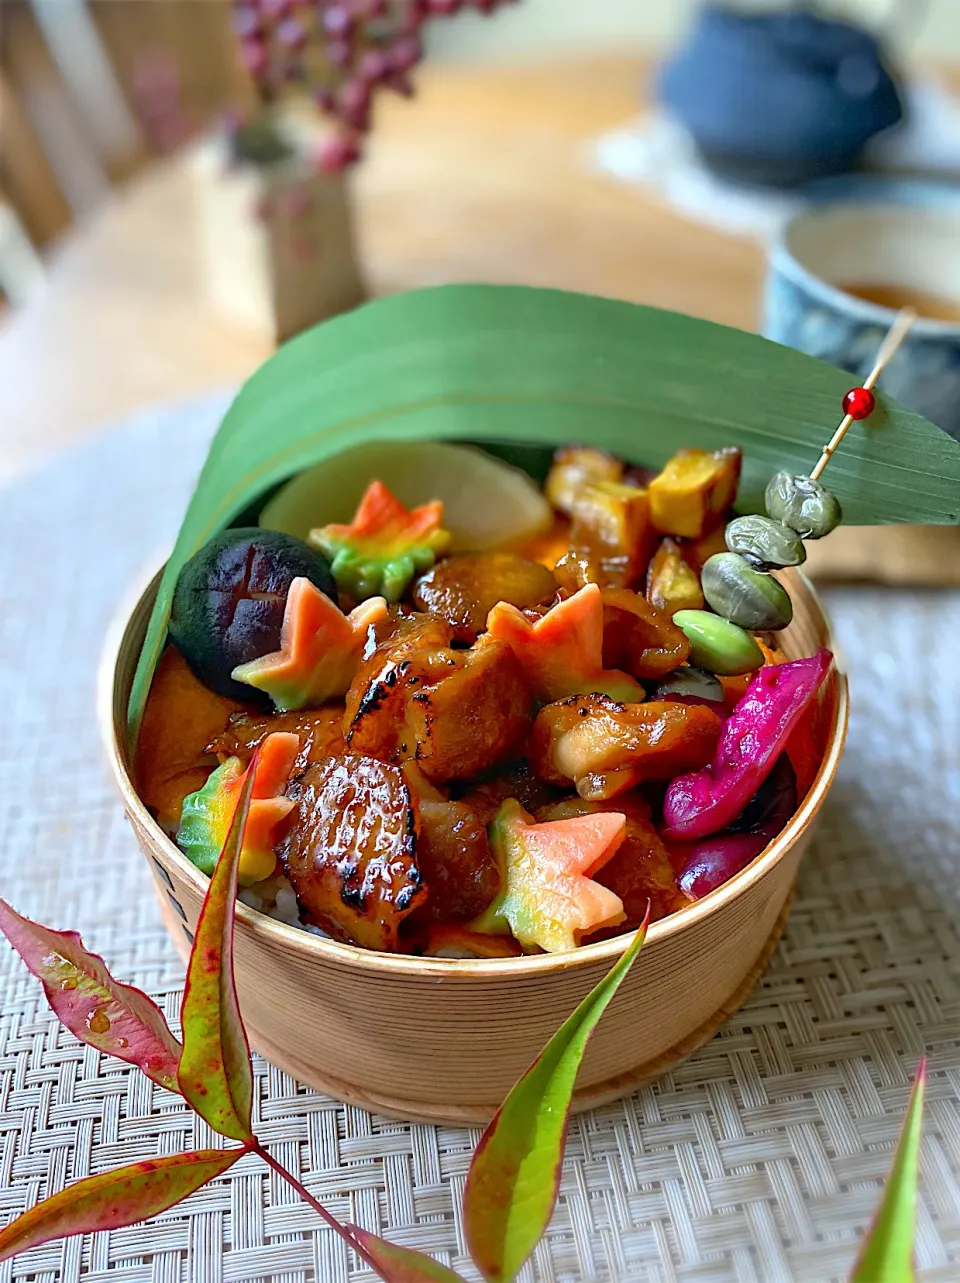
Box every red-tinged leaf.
[850,1060,926,1283]
[177,752,257,1141]
[0,1148,243,1263]
[347,1226,467,1282]
[464,911,650,1283]
[0,898,181,1092]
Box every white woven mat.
[0,397,957,1283]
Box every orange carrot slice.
[232,577,386,711]
[309,480,450,602]
[473,799,627,953]
[486,583,643,705]
[177,732,299,886]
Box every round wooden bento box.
[101,564,847,1126]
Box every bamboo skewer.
[809,307,917,481]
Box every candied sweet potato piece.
[554,482,655,591]
[136,646,247,828]
[680,524,729,574]
[207,705,346,773]
[545,446,623,515]
[413,553,555,643]
[600,587,690,681]
[536,794,686,931]
[512,517,573,572]
[530,694,722,801]
[646,537,704,615]
[648,448,741,539]
[345,619,532,782]
[279,755,425,951]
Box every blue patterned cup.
[763,182,960,441]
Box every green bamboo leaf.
[0,899,181,1092]
[127,285,960,732]
[464,912,650,1283]
[0,1148,243,1262]
[850,1060,926,1283]
[177,754,257,1141]
[347,1225,467,1282]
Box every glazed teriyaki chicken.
[135,444,834,955]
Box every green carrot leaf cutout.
[0,897,182,1092]
[0,1150,244,1264]
[850,1059,926,1283]
[464,910,651,1283]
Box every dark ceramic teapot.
[657,4,904,187]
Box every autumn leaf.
[177,750,257,1141]
[347,1225,467,1282]
[0,898,181,1092]
[464,911,650,1282]
[850,1060,926,1283]
[0,1148,243,1262]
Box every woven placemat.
[0,397,957,1283]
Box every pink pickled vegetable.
[662,648,831,840]
[727,754,797,836]
[678,834,767,900]
[676,754,799,899]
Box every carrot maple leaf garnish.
[309,479,451,602]
[232,577,387,710]
[485,583,643,704]
[177,731,299,885]
[473,799,627,953]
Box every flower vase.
[191,132,366,345]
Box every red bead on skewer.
[842,386,876,421]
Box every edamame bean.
[701,552,793,631]
[764,471,842,539]
[725,515,806,570]
[672,609,764,675]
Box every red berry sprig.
[228,0,519,173]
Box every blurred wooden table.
[1,56,957,580]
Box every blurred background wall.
[427,0,960,63]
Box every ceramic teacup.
[763,185,960,440]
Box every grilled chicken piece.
[344,617,532,782]
[600,588,690,681]
[207,706,347,774]
[457,764,568,828]
[413,553,556,643]
[536,794,687,932]
[414,799,499,922]
[402,764,500,923]
[279,755,425,951]
[529,694,722,801]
